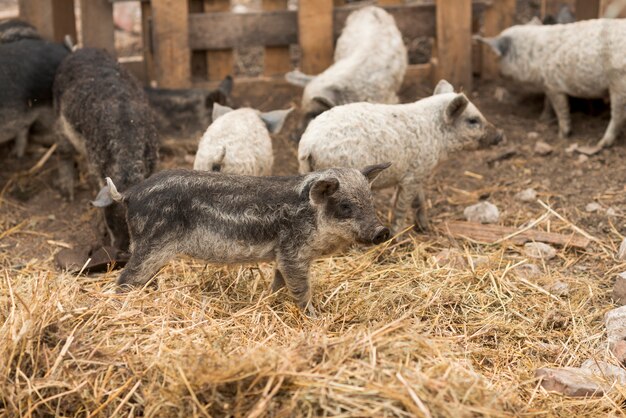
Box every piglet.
[93,164,391,316]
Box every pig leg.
[410,185,429,232]
[597,89,626,148]
[271,268,286,292]
[546,91,571,138]
[56,135,76,201]
[391,181,422,234]
[539,96,555,123]
[116,245,173,291]
[275,258,316,317]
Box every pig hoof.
[301,303,318,319]
[597,138,614,148]
[558,129,571,139]
[414,222,430,234]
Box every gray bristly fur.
[53,47,159,251]
[0,23,69,157]
[102,165,390,316]
[298,80,503,234]
[285,6,407,132]
[479,18,626,148]
[145,75,233,137]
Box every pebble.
[524,242,557,260]
[527,131,540,141]
[535,367,605,397]
[534,141,553,155]
[513,263,543,280]
[494,87,511,102]
[585,202,602,213]
[605,305,626,348]
[576,154,589,164]
[515,188,537,202]
[548,280,570,297]
[431,249,466,269]
[565,143,579,154]
[463,201,500,224]
[612,272,626,305]
[611,340,626,365]
[607,207,618,217]
[618,238,626,261]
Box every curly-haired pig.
[477,18,626,148]
[93,164,391,316]
[54,48,159,251]
[193,103,293,175]
[145,75,233,137]
[0,20,69,157]
[298,80,503,233]
[285,6,407,133]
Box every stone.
[463,201,500,224]
[527,131,540,140]
[607,207,618,217]
[431,249,466,269]
[612,272,626,305]
[524,242,557,260]
[618,238,626,261]
[605,305,626,348]
[611,340,626,365]
[581,359,626,385]
[515,188,537,202]
[513,263,543,280]
[576,154,589,164]
[534,141,553,156]
[494,87,511,102]
[565,143,579,154]
[470,255,490,269]
[535,367,605,397]
[548,280,570,297]
[585,202,602,213]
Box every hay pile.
[1,212,625,416]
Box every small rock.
[572,168,584,177]
[470,255,490,269]
[576,144,602,156]
[527,131,540,141]
[535,367,605,397]
[585,202,602,213]
[524,242,557,260]
[534,141,553,156]
[605,305,626,348]
[607,207,618,217]
[581,359,626,385]
[463,201,500,224]
[494,87,511,102]
[611,340,626,365]
[618,238,626,261]
[513,263,543,280]
[548,280,570,297]
[184,154,195,164]
[576,154,589,164]
[565,143,579,154]
[431,249,466,269]
[612,272,626,305]
[515,188,537,202]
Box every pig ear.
[527,16,543,25]
[92,184,113,207]
[309,177,339,205]
[312,87,340,110]
[259,107,294,134]
[434,79,454,95]
[361,162,391,184]
[212,103,234,121]
[285,70,315,87]
[206,75,233,108]
[445,94,469,123]
[475,35,511,57]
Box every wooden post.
[436,0,472,91]
[78,0,115,55]
[576,0,600,19]
[18,0,76,43]
[263,0,291,76]
[480,0,515,80]
[298,0,333,74]
[151,0,191,88]
[204,0,234,81]
[140,2,155,85]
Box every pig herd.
[2,6,625,316]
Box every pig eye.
[337,202,352,218]
[467,117,481,127]
[211,163,221,172]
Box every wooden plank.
[480,0,515,80]
[298,0,333,74]
[119,56,147,85]
[18,0,76,43]
[204,0,233,82]
[140,2,155,85]
[79,0,115,55]
[263,0,291,76]
[576,0,600,19]
[442,221,590,249]
[436,0,473,91]
[151,0,191,88]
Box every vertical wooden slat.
[151,0,191,88]
[298,0,333,74]
[204,0,234,81]
[263,0,291,76]
[79,0,115,55]
[436,0,472,91]
[140,2,155,85]
[576,0,600,19]
[18,0,76,43]
[480,0,515,80]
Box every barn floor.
[2,78,626,417]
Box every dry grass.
[2,212,626,417]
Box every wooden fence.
[15,0,621,92]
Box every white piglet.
[194,104,293,176]
[298,80,503,233]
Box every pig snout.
[480,124,505,147]
[371,226,391,245]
